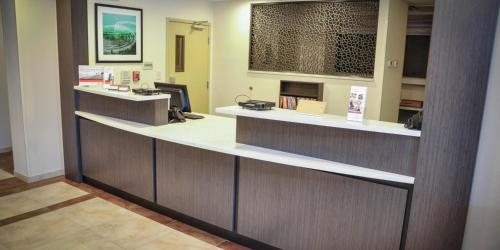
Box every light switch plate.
[169,76,176,83]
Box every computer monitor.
[154,82,191,113]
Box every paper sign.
[347,86,368,122]
[120,71,132,85]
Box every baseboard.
[14,169,64,183]
[0,147,12,154]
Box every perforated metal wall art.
[249,1,379,78]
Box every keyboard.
[184,113,204,120]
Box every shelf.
[399,106,423,112]
[279,81,324,109]
[280,81,324,100]
[280,93,319,99]
[402,77,426,86]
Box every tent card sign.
[103,67,115,86]
[347,86,368,122]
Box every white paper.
[347,86,368,122]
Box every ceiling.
[208,0,435,6]
[406,0,434,4]
[210,0,434,2]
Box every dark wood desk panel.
[80,119,154,201]
[237,157,408,250]
[77,91,169,126]
[237,116,419,176]
[156,141,235,230]
[405,0,498,248]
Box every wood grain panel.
[56,0,88,181]
[80,119,154,201]
[405,1,499,249]
[77,92,169,126]
[237,116,419,176]
[237,157,408,250]
[156,141,235,230]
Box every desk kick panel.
[80,119,155,201]
[155,141,235,230]
[237,157,408,250]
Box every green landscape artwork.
[102,13,137,55]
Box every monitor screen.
[154,83,191,112]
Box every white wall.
[462,10,500,250]
[87,0,214,90]
[14,0,64,178]
[0,5,11,152]
[211,0,405,120]
[0,0,28,175]
[0,0,64,180]
[86,0,406,120]
[379,0,407,122]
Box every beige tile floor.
[0,182,88,220]
[0,197,220,250]
[0,170,12,181]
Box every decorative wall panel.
[249,1,379,78]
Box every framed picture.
[95,4,143,63]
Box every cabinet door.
[156,141,235,230]
[80,119,154,201]
[237,158,408,250]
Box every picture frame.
[95,4,143,63]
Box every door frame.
[165,18,212,113]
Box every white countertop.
[74,86,171,101]
[216,106,421,137]
[76,111,415,184]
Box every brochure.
[78,66,114,87]
[78,66,104,87]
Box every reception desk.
[75,97,420,249]
[217,106,420,176]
